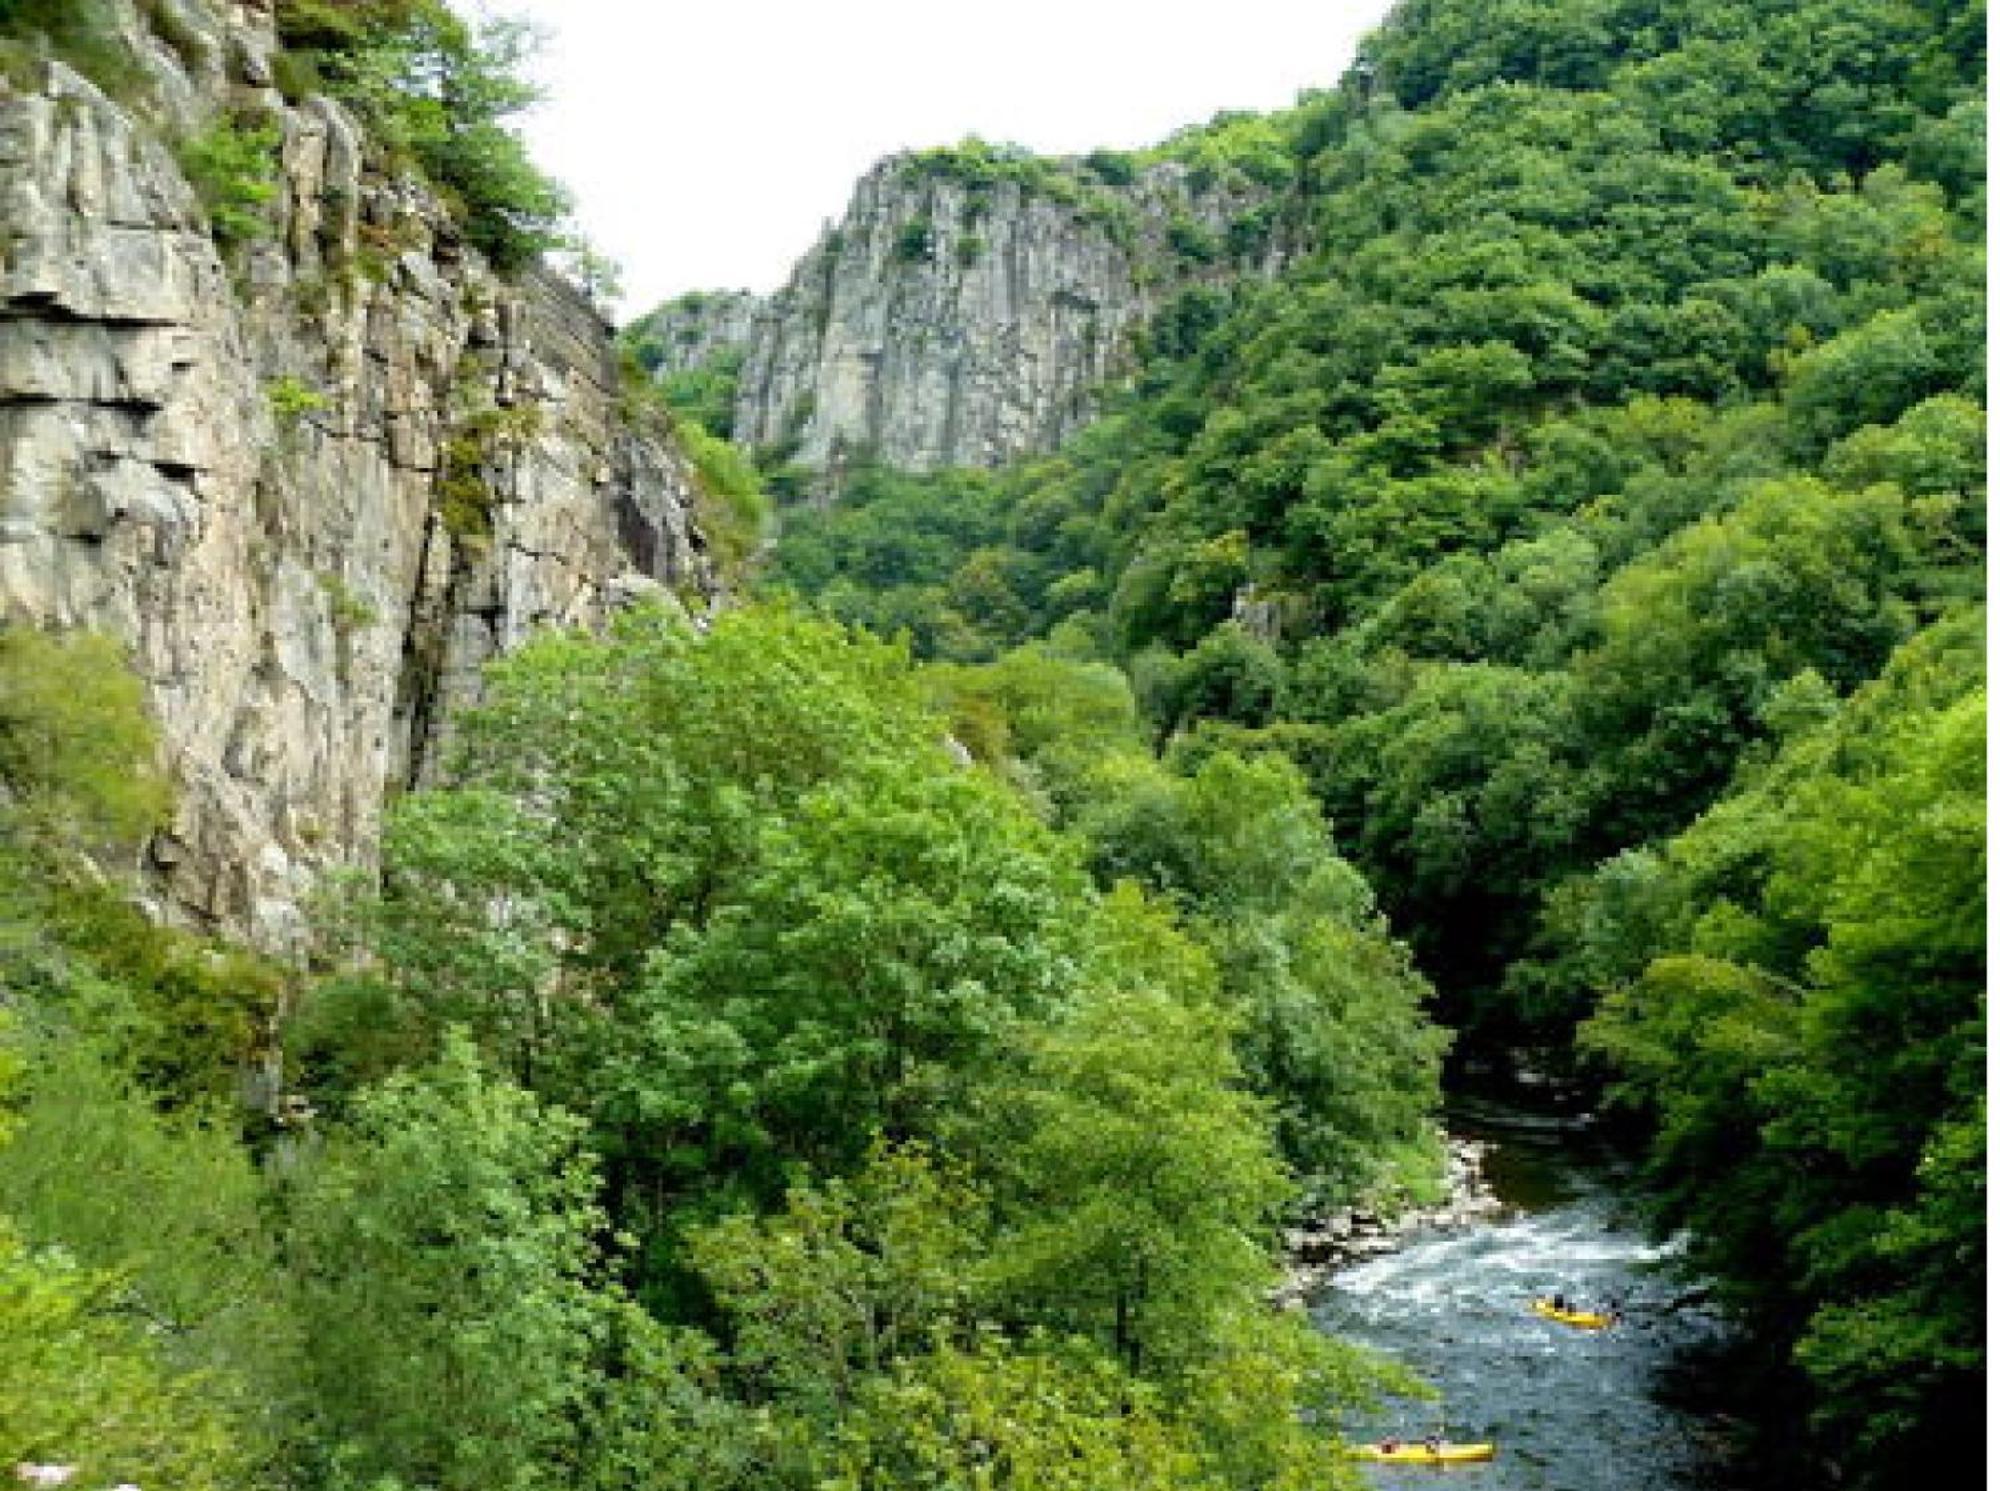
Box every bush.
[893,217,934,264]
[654,349,745,439]
[267,374,329,430]
[1084,148,1138,185]
[179,113,281,250]
[0,628,169,855]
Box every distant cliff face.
[640,149,1291,480]
[0,0,713,943]
[637,289,760,384]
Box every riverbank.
[1273,1136,1503,1309]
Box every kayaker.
[1551,1292,1570,1313]
[1378,1438,1401,1454]
[1423,1433,1445,1454]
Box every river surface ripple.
[1312,1096,1746,1491]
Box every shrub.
[140,0,210,72]
[893,217,934,264]
[1084,148,1138,185]
[319,573,378,633]
[653,348,745,440]
[1166,215,1221,264]
[178,113,280,250]
[266,374,328,430]
[438,434,494,540]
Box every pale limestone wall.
[654,152,1292,482]
[0,2,711,942]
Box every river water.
[1312,1095,1748,1491]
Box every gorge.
[0,3,1983,1491]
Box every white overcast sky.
[500,1,1398,318]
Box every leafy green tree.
[0,628,168,855]
[1176,1307,1420,1491]
[322,608,1104,1310]
[626,760,1088,1190]
[1792,1102,1983,1474]
[0,1033,299,1472]
[926,641,1146,811]
[0,1024,246,1490]
[1578,475,1927,840]
[0,1222,245,1491]
[981,905,1289,1376]
[646,346,745,438]
[1581,612,1984,1485]
[1314,662,1592,1014]
[827,1337,1215,1491]
[1782,307,1949,452]
[572,1309,788,1491]
[0,629,163,1018]
[0,630,277,1108]
[284,1034,615,1491]
[689,1145,983,1419]
[1160,623,1287,734]
[1081,754,1446,1195]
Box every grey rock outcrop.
[634,289,759,380]
[646,149,1294,484]
[0,2,712,944]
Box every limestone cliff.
[639,146,1294,481]
[636,289,759,389]
[0,0,713,944]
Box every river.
[1312,1094,1751,1491]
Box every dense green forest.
[747,0,1987,1480]
[0,0,1983,1488]
[2,613,1439,1490]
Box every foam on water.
[1312,1108,1739,1491]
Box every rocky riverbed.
[1304,1101,1745,1491]
[1272,1137,1503,1309]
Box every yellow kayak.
[1533,1299,1614,1330]
[1349,1441,1498,1465]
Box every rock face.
[0,1,712,944]
[637,289,760,380]
[643,150,1292,482]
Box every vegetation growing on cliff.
[616,348,773,578]
[0,0,143,96]
[0,1,574,269]
[272,0,569,269]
